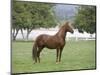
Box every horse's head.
[64,22,74,33]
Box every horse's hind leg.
[37,47,44,63]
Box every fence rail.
[12,29,95,41]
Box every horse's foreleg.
[56,48,60,63]
[59,48,63,62]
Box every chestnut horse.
[32,22,74,64]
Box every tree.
[74,6,96,34]
[12,1,25,40]
[12,1,56,40]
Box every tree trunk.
[12,29,15,40]
[21,29,25,40]
[26,28,32,41]
[26,31,29,41]
[12,28,19,40]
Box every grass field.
[12,40,96,74]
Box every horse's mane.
[61,21,73,30]
[59,22,69,30]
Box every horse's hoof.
[56,62,59,64]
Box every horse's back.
[34,34,50,46]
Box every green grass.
[12,40,96,73]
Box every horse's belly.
[45,42,60,49]
[43,36,65,49]
[46,45,57,49]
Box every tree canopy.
[12,1,56,40]
[74,6,96,34]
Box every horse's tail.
[32,42,38,63]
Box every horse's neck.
[56,28,67,40]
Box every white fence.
[16,29,95,41]
[15,29,95,41]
